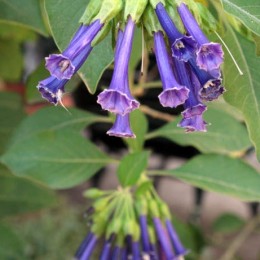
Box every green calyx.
[149,0,165,9]
[143,4,162,36]
[79,0,103,24]
[124,0,148,22]
[83,188,105,199]
[92,0,123,24]
[92,22,112,47]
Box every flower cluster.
[37,0,224,135]
[75,185,187,260]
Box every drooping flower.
[107,113,135,138]
[177,3,224,72]
[154,31,189,108]
[97,17,139,115]
[45,20,103,80]
[155,2,197,62]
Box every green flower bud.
[142,4,161,36]
[83,188,104,199]
[159,202,171,219]
[94,0,123,24]
[149,0,166,9]
[148,199,160,217]
[79,0,103,24]
[124,0,148,22]
[93,197,111,212]
[135,198,148,215]
[106,218,122,238]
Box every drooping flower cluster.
[37,0,225,135]
[75,185,187,260]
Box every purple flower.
[155,3,197,62]
[189,59,225,102]
[75,232,98,260]
[140,215,151,254]
[97,17,139,115]
[177,3,224,71]
[45,20,102,80]
[107,113,135,138]
[172,59,207,132]
[165,219,188,257]
[37,76,67,105]
[154,31,189,108]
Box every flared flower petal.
[37,76,67,105]
[196,43,224,71]
[107,113,135,138]
[154,31,189,108]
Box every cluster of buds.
[37,0,224,135]
[75,184,187,260]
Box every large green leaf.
[222,26,260,160]
[0,92,25,155]
[0,165,56,218]
[7,106,105,146]
[0,223,26,259]
[117,151,149,187]
[1,129,113,189]
[0,0,47,35]
[221,0,260,36]
[154,154,260,201]
[146,108,251,155]
[0,39,23,81]
[44,0,114,94]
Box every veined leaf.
[221,0,260,36]
[153,154,260,201]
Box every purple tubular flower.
[165,219,188,257]
[173,59,207,132]
[177,3,224,71]
[189,59,225,101]
[97,17,139,115]
[100,238,113,260]
[132,241,141,260]
[75,233,97,260]
[107,113,135,138]
[45,20,102,80]
[37,76,67,105]
[75,233,92,259]
[154,31,189,108]
[112,246,120,260]
[155,3,197,62]
[153,217,175,260]
[38,43,93,104]
[140,215,151,253]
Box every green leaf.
[125,110,148,152]
[0,39,23,81]
[222,26,260,160]
[44,0,114,94]
[146,108,251,155]
[117,151,149,187]
[221,0,260,36]
[156,154,260,201]
[0,165,57,218]
[8,106,102,146]
[25,61,81,104]
[0,0,47,35]
[212,213,245,234]
[0,223,26,259]
[0,92,25,155]
[253,34,260,56]
[1,129,113,189]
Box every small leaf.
[222,25,260,160]
[0,92,25,154]
[1,129,113,189]
[146,108,251,155]
[0,165,57,218]
[125,110,148,152]
[0,0,47,35]
[117,151,149,187]
[212,213,245,234]
[221,0,260,36]
[44,0,114,94]
[156,154,260,201]
[0,223,26,259]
